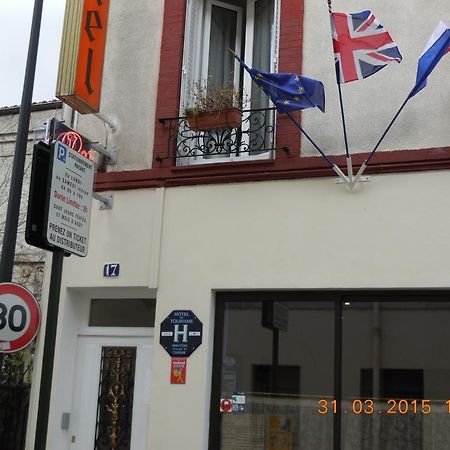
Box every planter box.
[186,108,242,131]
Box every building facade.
[26,1,450,449]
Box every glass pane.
[342,301,450,450]
[252,0,274,109]
[250,0,275,155]
[208,5,237,86]
[89,299,156,327]
[219,300,334,449]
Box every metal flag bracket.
[90,143,118,164]
[336,175,370,185]
[93,192,113,210]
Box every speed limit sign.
[0,282,40,353]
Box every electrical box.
[25,141,55,252]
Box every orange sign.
[170,357,187,384]
[75,0,109,112]
[56,0,110,114]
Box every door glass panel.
[94,347,137,450]
[219,300,334,449]
[342,301,450,450]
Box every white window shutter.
[180,0,204,113]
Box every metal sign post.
[0,0,44,281]
[34,249,64,450]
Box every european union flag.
[234,55,325,113]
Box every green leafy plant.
[183,81,244,117]
[0,349,33,384]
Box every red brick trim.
[152,0,187,169]
[276,0,304,157]
[95,146,450,191]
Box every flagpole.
[352,96,410,185]
[286,112,348,183]
[337,83,353,180]
[230,48,349,184]
[328,0,353,182]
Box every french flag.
[409,20,450,98]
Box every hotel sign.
[160,310,203,357]
[56,0,110,114]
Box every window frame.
[178,0,280,166]
[209,289,450,450]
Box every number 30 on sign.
[0,283,40,353]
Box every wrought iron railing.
[0,353,33,450]
[158,107,279,163]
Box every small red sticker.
[220,398,233,413]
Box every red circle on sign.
[58,131,83,152]
[0,283,40,353]
[220,399,233,413]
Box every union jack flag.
[331,10,402,83]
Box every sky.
[0,0,65,107]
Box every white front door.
[69,335,153,450]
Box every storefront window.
[342,300,450,450]
[211,293,450,450]
[214,297,334,449]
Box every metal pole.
[34,249,64,450]
[271,328,279,393]
[352,97,410,185]
[333,299,342,450]
[329,0,353,181]
[337,83,354,182]
[286,112,349,184]
[0,0,44,282]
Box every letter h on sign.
[174,324,188,343]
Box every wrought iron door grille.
[94,347,137,450]
[158,107,277,162]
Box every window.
[89,298,156,327]
[179,0,279,164]
[211,292,450,450]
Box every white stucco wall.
[301,0,449,156]
[60,188,164,290]
[31,168,450,450]
[148,170,450,449]
[26,188,162,450]
[75,0,164,171]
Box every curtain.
[251,0,274,110]
[208,5,237,87]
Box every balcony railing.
[158,107,279,163]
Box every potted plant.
[183,81,243,132]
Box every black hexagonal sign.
[159,310,203,357]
